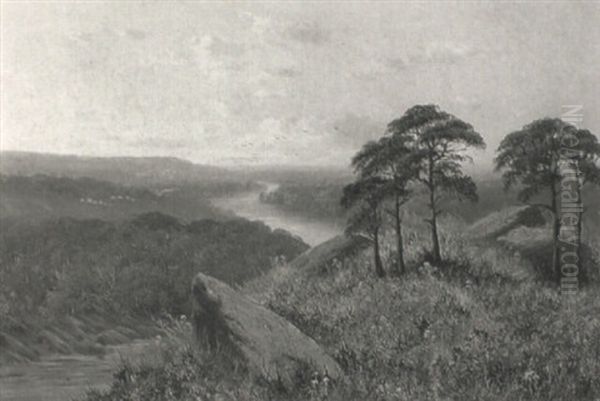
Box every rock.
[467,205,547,240]
[191,273,343,384]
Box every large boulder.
[191,273,343,384]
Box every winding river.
[213,182,340,247]
[0,182,340,401]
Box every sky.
[1,1,599,170]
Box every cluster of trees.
[342,104,599,281]
[259,183,346,222]
[0,213,308,329]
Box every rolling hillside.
[0,151,233,187]
[0,174,230,223]
[84,205,600,401]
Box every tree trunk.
[550,184,560,283]
[394,194,405,275]
[428,155,442,263]
[430,211,441,263]
[574,182,583,274]
[429,189,441,263]
[574,165,583,274]
[373,228,385,278]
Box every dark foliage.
[388,104,485,262]
[259,183,347,222]
[0,213,308,328]
[495,118,600,280]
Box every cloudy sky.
[1,1,599,169]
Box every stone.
[191,273,343,384]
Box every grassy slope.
[82,217,600,401]
[246,229,600,400]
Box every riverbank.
[212,183,341,246]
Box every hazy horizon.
[0,148,502,179]
[2,2,599,170]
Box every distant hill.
[0,174,232,223]
[228,164,353,185]
[0,151,233,187]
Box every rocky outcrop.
[466,205,547,240]
[290,235,371,274]
[191,273,343,384]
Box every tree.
[387,105,485,263]
[341,177,388,278]
[495,118,600,280]
[351,135,414,275]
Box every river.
[0,182,340,401]
[213,182,340,247]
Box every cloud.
[125,29,146,40]
[412,41,479,65]
[332,114,385,148]
[207,35,246,57]
[3,2,598,167]
[238,11,273,37]
[269,67,301,78]
[386,57,409,71]
[128,135,190,150]
[382,42,478,73]
[286,22,329,45]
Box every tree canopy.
[388,104,485,262]
[495,118,600,281]
[496,118,600,204]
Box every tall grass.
[82,224,600,401]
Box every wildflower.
[523,369,539,382]
[310,371,320,389]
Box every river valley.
[0,183,341,401]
